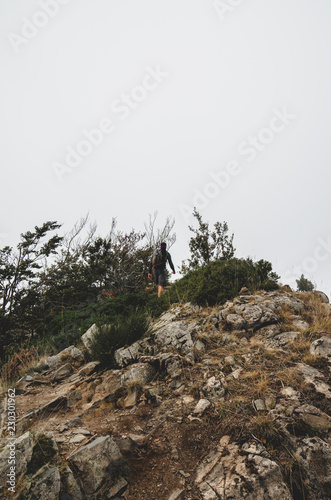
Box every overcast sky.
[1,0,331,297]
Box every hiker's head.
[160,242,167,253]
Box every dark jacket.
[149,250,175,273]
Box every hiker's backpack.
[152,248,164,268]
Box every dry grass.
[298,292,331,332]
[249,414,279,443]
[275,367,307,391]
[288,336,311,355]
[253,375,270,398]
[243,370,261,381]
[0,347,47,391]
[302,354,329,371]
[277,306,296,332]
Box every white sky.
[1,0,331,297]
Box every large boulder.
[46,346,84,368]
[51,363,72,381]
[313,290,329,303]
[67,435,123,495]
[234,304,263,327]
[196,436,292,499]
[81,323,100,350]
[295,437,331,499]
[0,432,34,494]
[121,363,156,386]
[310,336,331,361]
[29,467,61,500]
[152,318,198,356]
[297,363,331,398]
[266,294,306,315]
[114,338,153,368]
[60,465,82,499]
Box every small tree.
[0,222,62,355]
[296,274,315,292]
[182,209,235,272]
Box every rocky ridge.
[0,288,330,499]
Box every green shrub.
[90,310,150,368]
[165,258,279,306]
[296,274,315,292]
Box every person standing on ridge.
[148,242,175,297]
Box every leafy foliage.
[182,209,235,272]
[296,274,315,292]
[0,215,175,360]
[0,222,62,354]
[169,258,279,306]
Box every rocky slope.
[0,288,330,499]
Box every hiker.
[148,242,175,297]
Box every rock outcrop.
[1,289,330,499]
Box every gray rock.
[67,435,123,495]
[294,404,331,431]
[194,339,206,351]
[69,434,87,444]
[226,314,246,330]
[295,437,331,499]
[152,316,198,356]
[265,331,299,349]
[168,488,185,500]
[72,428,92,435]
[77,361,100,376]
[313,290,330,303]
[196,436,292,499]
[114,339,152,368]
[107,477,128,498]
[202,376,226,399]
[38,396,67,418]
[122,390,139,408]
[51,362,72,381]
[276,295,306,314]
[60,465,82,499]
[234,304,263,327]
[0,431,34,493]
[81,323,100,350]
[292,319,309,332]
[121,363,156,386]
[280,386,299,399]
[67,390,82,408]
[46,345,84,368]
[310,336,331,360]
[65,417,82,429]
[29,467,61,500]
[253,399,266,411]
[165,356,183,378]
[297,363,331,398]
[193,399,211,415]
[265,395,276,410]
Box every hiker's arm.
[167,253,175,273]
